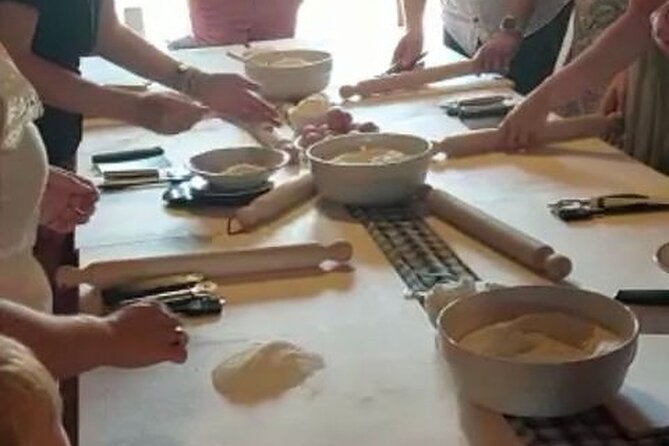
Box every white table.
[76,40,669,446]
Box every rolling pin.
[435,113,618,158]
[228,173,317,233]
[425,188,572,281]
[339,60,477,100]
[57,240,353,288]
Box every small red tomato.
[326,107,354,133]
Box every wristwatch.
[499,15,524,35]
[173,63,200,96]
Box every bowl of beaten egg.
[437,285,638,417]
[244,49,333,101]
[188,147,289,190]
[306,133,432,205]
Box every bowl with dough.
[305,132,432,205]
[437,286,639,417]
[244,49,333,101]
[187,146,289,190]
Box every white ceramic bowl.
[187,146,289,190]
[437,286,639,417]
[306,133,432,206]
[244,49,333,101]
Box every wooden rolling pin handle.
[339,85,357,100]
[57,265,85,289]
[325,240,354,263]
[542,253,573,282]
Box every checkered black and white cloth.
[350,204,669,446]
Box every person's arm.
[500,0,664,148]
[94,0,278,124]
[391,0,427,69]
[0,2,140,121]
[0,2,207,134]
[0,299,187,379]
[94,0,188,92]
[475,0,536,73]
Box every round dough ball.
[211,341,324,405]
[326,108,353,133]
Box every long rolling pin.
[229,173,317,233]
[57,240,353,289]
[339,60,477,100]
[425,188,572,281]
[435,114,618,158]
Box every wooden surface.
[76,40,669,446]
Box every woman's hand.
[40,167,99,233]
[499,90,552,151]
[474,31,522,74]
[190,72,278,124]
[101,302,188,368]
[133,91,209,135]
[392,29,424,71]
[600,69,628,116]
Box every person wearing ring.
[392,0,574,94]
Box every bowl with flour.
[188,146,289,190]
[437,285,638,417]
[244,49,332,101]
[306,133,432,205]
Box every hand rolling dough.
[211,341,324,405]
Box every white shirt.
[0,47,51,312]
[441,0,572,56]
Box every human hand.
[652,1,669,57]
[134,91,208,135]
[600,70,628,146]
[190,72,278,124]
[474,31,522,74]
[40,167,99,233]
[391,29,424,71]
[600,69,628,116]
[498,91,552,151]
[102,302,188,368]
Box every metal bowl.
[187,146,289,190]
[437,286,639,417]
[306,133,432,206]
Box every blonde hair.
[0,335,62,446]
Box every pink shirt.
[188,0,303,45]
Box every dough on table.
[211,340,324,405]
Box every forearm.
[402,0,427,32]
[0,299,112,379]
[95,24,187,92]
[9,52,140,121]
[534,2,656,110]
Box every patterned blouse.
[559,0,628,116]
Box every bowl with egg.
[306,133,432,205]
[187,146,289,190]
[437,285,638,417]
[244,49,333,101]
